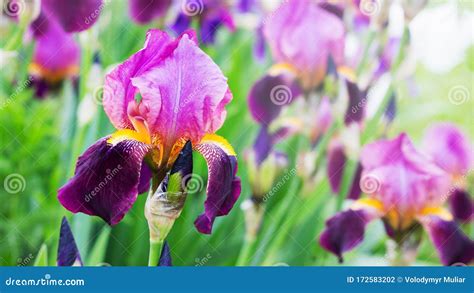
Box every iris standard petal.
[57,217,82,266]
[194,134,241,234]
[422,123,472,177]
[41,0,103,32]
[248,74,301,125]
[420,215,474,266]
[360,133,451,215]
[263,0,345,88]
[58,137,150,225]
[29,12,80,86]
[131,31,232,145]
[129,0,172,24]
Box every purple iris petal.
[200,7,235,44]
[170,12,192,36]
[319,209,372,263]
[137,163,152,194]
[421,216,474,266]
[327,141,362,200]
[104,29,232,146]
[58,137,150,225]
[360,133,451,215]
[29,12,80,90]
[344,80,368,125]
[449,189,473,223]
[422,123,472,177]
[57,217,82,266]
[248,74,301,125]
[129,0,172,24]
[263,0,345,89]
[194,140,241,234]
[41,0,103,33]
[158,241,172,266]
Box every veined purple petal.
[420,215,474,266]
[449,189,473,223]
[57,217,82,266]
[263,0,345,89]
[58,137,150,225]
[422,123,472,177]
[194,135,241,234]
[158,241,172,266]
[248,74,301,125]
[41,0,103,33]
[319,209,374,263]
[360,134,451,220]
[129,0,172,24]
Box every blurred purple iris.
[28,0,103,96]
[58,29,240,234]
[320,133,474,265]
[170,0,235,44]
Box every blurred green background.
[0,0,472,266]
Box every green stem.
[148,240,164,266]
[336,158,358,210]
[236,236,256,266]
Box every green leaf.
[87,226,111,265]
[33,244,48,266]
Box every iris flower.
[422,123,473,223]
[58,29,240,234]
[28,0,103,96]
[320,133,474,265]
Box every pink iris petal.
[360,133,451,213]
[104,29,232,147]
[422,123,473,177]
[263,0,345,87]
